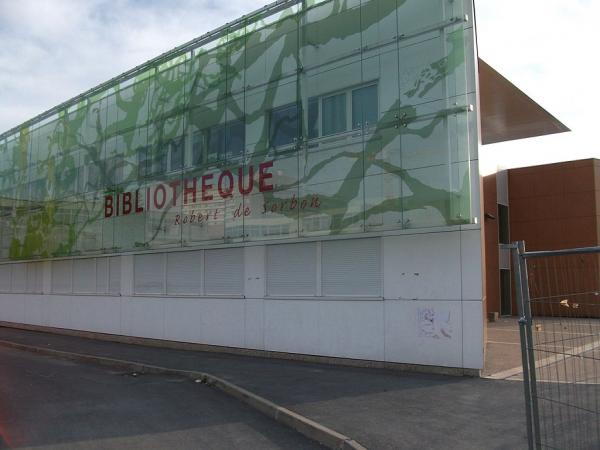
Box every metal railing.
[511,241,600,450]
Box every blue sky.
[0,0,597,173]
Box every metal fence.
[512,241,600,450]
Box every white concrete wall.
[0,226,484,369]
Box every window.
[151,147,167,176]
[306,83,379,139]
[73,258,96,294]
[86,165,100,191]
[204,247,243,295]
[166,251,202,295]
[138,146,151,178]
[192,131,203,167]
[48,257,121,295]
[139,143,172,178]
[0,264,10,292]
[51,260,72,293]
[269,103,298,148]
[226,119,245,160]
[267,242,317,296]
[25,262,43,294]
[322,238,381,297]
[191,118,245,167]
[105,156,123,186]
[322,92,347,136]
[352,84,378,129]
[205,125,226,163]
[307,98,319,139]
[169,137,184,172]
[134,253,166,294]
[11,263,27,292]
[132,249,240,296]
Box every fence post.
[517,241,542,449]
[511,241,536,449]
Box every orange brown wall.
[484,159,600,316]
[508,159,599,251]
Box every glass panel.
[299,177,364,236]
[245,11,298,88]
[191,130,203,168]
[269,103,298,148]
[352,84,378,129]
[226,118,245,160]
[181,166,225,245]
[245,78,297,156]
[360,0,399,48]
[307,97,319,139]
[116,78,150,131]
[300,1,361,69]
[138,145,151,179]
[322,92,347,136]
[205,125,226,163]
[0,0,477,262]
[245,186,299,241]
[364,172,403,230]
[169,136,185,172]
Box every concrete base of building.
[0,320,481,377]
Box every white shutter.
[322,238,381,297]
[51,260,73,294]
[11,264,27,293]
[167,250,202,295]
[26,262,43,293]
[108,257,121,295]
[134,253,164,294]
[35,262,44,293]
[96,257,109,293]
[73,258,96,293]
[0,265,11,292]
[205,248,243,295]
[267,242,317,296]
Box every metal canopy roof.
[478,58,570,145]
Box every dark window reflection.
[152,149,167,176]
[206,125,226,163]
[87,165,100,191]
[322,92,346,136]
[269,103,298,148]
[192,118,246,168]
[352,84,378,129]
[169,137,184,171]
[138,146,150,179]
[307,97,319,139]
[226,119,245,160]
[192,131,203,167]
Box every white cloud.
[0,0,264,133]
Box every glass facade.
[0,0,478,261]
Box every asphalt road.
[0,346,323,450]
[0,326,532,449]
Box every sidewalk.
[0,326,527,450]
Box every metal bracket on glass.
[396,104,472,128]
[397,15,470,43]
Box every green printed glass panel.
[0,0,477,261]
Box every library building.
[0,0,570,374]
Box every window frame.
[268,102,300,151]
[189,117,246,169]
[306,81,379,141]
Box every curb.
[0,339,367,450]
[0,321,480,378]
